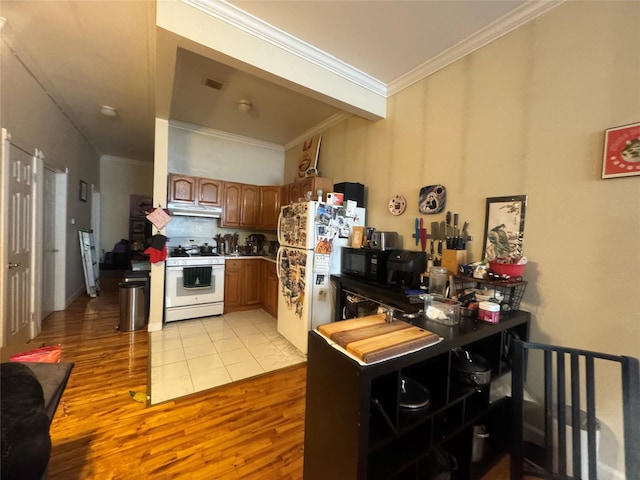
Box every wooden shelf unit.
[303,309,530,480]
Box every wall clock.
[388,195,407,216]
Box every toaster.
[370,231,398,251]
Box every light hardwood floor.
[38,275,305,479]
[37,273,510,479]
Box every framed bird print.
[482,195,527,261]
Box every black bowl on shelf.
[399,377,431,411]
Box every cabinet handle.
[8,262,21,269]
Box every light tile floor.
[149,309,307,404]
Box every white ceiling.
[0,0,560,161]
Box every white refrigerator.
[276,201,365,354]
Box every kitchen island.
[304,279,530,479]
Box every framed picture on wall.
[482,195,527,261]
[601,122,640,178]
[79,180,88,202]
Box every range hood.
[167,203,222,218]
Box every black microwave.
[341,247,391,284]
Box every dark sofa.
[1,362,74,480]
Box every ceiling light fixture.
[237,99,252,113]
[100,105,118,117]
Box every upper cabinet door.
[256,186,281,230]
[168,174,197,204]
[289,182,302,204]
[240,184,258,227]
[198,178,223,207]
[280,184,290,208]
[222,182,242,227]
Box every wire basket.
[452,275,527,312]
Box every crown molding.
[285,112,352,151]
[169,120,285,152]
[182,0,387,98]
[388,0,565,96]
[100,155,152,168]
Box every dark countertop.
[330,273,531,359]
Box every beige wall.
[99,155,154,255]
[1,35,100,306]
[168,123,284,186]
[287,2,639,475]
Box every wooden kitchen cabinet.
[224,258,261,312]
[197,177,223,207]
[256,186,281,230]
[303,176,334,201]
[221,182,258,228]
[283,176,334,204]
[168,174,197,204]
[221,182,241,227]
[288,182,302,203]
[168,174,223,207]
[224,260,243,310]
[265,263,278,318]
[240,184,258,228]
[243,258,260,306]
[280,184,290,208]
[259,259,278,318]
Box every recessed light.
[237,99,252,113]
[100,105,118,117]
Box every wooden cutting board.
[330,321,412,348]
[317,314,440,363]
[317,314,386,337]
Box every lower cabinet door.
[224,263,242,310]
[243,259,260,305]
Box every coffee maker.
[247,234,266,254]
[386,250,427,289]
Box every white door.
[0,129,35,346]
[42,166,57,319]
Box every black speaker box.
[333,182,365,207]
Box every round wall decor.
[388,195,407,216]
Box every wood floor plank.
[36,275,307,479]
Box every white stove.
[165,255,226,267]
[165,254,226,322]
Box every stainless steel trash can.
[119,281,147,332]
[122,271,150,320]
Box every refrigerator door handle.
[276,247,283,282]
[276,212,283,245]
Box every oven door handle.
[182,285,213,290]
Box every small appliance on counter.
[370,231,398,251]
[341,246,392,284]
[246,233,266,254]
[363,227,376,248]
[386,250,427,289]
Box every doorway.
[42,165,67,318]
